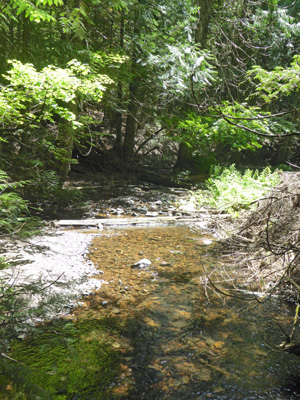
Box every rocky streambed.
[0,178,211,321]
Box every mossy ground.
[0,318,122,400]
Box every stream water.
[2,224,300,399]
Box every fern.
[9,0,63,22]
[194,165,280,216]
[0,170,30,233]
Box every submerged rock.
[132,258,152,269]
[160,261,172,267]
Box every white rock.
[133,258,152,268]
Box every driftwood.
[55,216,207,228]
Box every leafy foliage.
[148,44,216,98]
[6,0,63,23]
[250,55,300,102]
[194,165,280,215]
[175,103,266,150]
[2,59,111,128]
[0,58,115,180]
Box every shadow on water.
[119,289,300,400]
[2,225,300,399]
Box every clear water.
[2,225,300,399]
[86,225,300,399]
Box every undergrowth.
[0,170,31,234]
[194,164,280,215]
[27,170,82,208]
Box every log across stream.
[56,215,203,227]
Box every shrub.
[194,164,280,215]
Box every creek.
[1,178,300,399]
[3,224,300,399]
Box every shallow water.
[2,225,300,399]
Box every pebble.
[205,338,216,347]
[202,238,213,245]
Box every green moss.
[1,319,122,399]
[0,257,9,270]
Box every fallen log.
[55,216,207,228]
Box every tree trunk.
[174,142,194,170]
[175,0,214,170]
[123,84,138,162]
[58,102,77,182]
[113,12,125,156]
[273,137,293,165]
[195,0,215,48]
[121,6,140,163]
[22,13,30,60]
[113,93,123,156]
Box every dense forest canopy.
[0,0,300,205]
